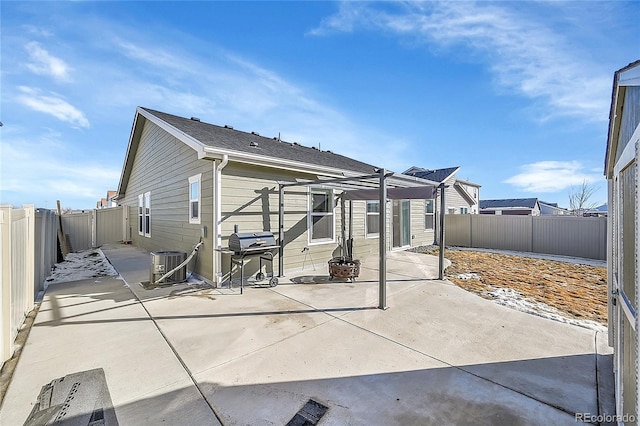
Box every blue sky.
[1,1,638,210]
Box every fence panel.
[532,216,607,260]
[96,206,125,245]
[0,205,48,366]
[34,209,59,295]
[61,212,92,251]
[470,215,532,252]
[445,214,607,260]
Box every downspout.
[213,154,229,286]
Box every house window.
[309,189,334,243]
[138,194,144,235]
[144,191,151,237]
[189,174,201,224]
[366,200,380,237]
[425,199,434,230]
[139,192,151,237]
[448,207,456,214]
[460,207,469,214]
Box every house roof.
[140,107,377,174]
[480,198,539,209]
[404,166,460,183]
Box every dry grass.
[413,247,608,325]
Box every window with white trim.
[366,200,380,237]
[144,191,151,237]
[138,194,144,235]
[189,174,201,224]
[425,199,435,230]
[139,192,151,237]
[460,207,469,214]
[309,188,334,243]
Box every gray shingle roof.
[404,166,459,183]
[141,108,378,174]
[480,198,539,209]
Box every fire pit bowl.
[328,257,361,282]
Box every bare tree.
[568,180,598,216]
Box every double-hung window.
[309,188,334,243]
[425,199,435,230]
[189,174,201,224]
[366,200,380,237]
[139,192,151,237]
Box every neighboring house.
[115,107,439,285]
[582,203,608,217]
[479,198,541,216]
[96,190,118,209]
[404,166,481,214]
[604,60,640,423]
[539,201,570,215]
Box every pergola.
[277,168,447,310]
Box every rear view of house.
[604,60,640,425]
[115,107,438,286]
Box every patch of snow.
[455,273,481,280]
[486,287,606,332]
[45,249,118,286]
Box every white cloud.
[0,134,119,207]
[25,41,71,81]
[504,161,602,193]
[310,2,612,123]
[16,86,89,128]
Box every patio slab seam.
[116,274,225,424]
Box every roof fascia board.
[605,84,624,177]
[115,111,144,199]
[453,182,476,204]
[619,65,640,87]
[138,107,208,159]
[442,167,460,183]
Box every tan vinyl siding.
[120,119,215,281]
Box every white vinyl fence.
[445,214,607,260]
[0,205,59,367]
[61,206,127,251]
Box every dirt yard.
[411,246,608,326]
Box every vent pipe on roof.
[190,117,200,122]
[250,141,258,147]
[224,125,233,129]
[251,131,260,136]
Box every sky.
[1,1,638,210]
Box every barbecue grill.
[226,231,279,293]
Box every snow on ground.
[486,287,607,332]
[45,249,118,286]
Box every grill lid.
[229,231,277,253]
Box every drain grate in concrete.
[286,399,329,426]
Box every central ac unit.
[150,251,187,284]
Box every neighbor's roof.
[141,107,377,174]
[404,166,460,183]
[480,198,539,209]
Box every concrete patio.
[0,244,614,425]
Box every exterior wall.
[608,87,640,424]
[220,163,436,281]
[119,119,215,281]
[616,86,640,164]
[442,176,479,214]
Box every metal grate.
[286,399,329,426]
